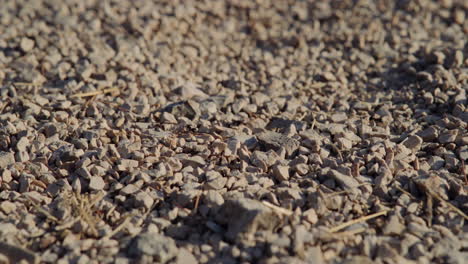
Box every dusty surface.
[0,0,467,263]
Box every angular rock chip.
[0,242,37,264]
[257,131,299,157]
[402,135,423,151]
[89,176,105,191]
[272,164,290,181]
[128,233,177,263]
[218,198,281,242]
[0,152,15,169]
[327,169,359,189]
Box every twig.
[71,87,119,98]
[311,117,316,130]
[427,190,468,220]
[395,185,416,199]
[27,198,59,223]
[326,183,373,197]
[330,143,343,161]
[102,214,133,240]
[328,209,390,233]
[55,217,80,231]
[262,201,293,216]
[193,190,202,215]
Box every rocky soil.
[0,0,467,263]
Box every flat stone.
[160,112,177,124]
[306,246,325,264]
[0,201,17,214]
[0,152,15,169]
[175,248,197,264]
[133,191,154,210]
[205,171,227,190]
[225,138,240,156]
[327,169,359,189]
[418,126,438,142]
[16,137,29,152]
[120,184,140,195]
[438,129,458,144]
[382,215,405,235]
[251,151,279,171]
[176,154,206,167]
[303,208,318,224]
[204,190,225,208]
[218,198,281,242]
[88,176,105,191]
[20,37,35,52]
[428,156,445,170]
[272,164,289,181]
[458,146,468,160]
[116,159,139,171]
[257,131,299,157]
[176,83,208,100]
[0,242,37,264]
[402,135,423,151]
[330,112,347,123]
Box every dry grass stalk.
[102,214,133,240]
[395,185,416,199]
[71,87,119,98]
[26,197,59,223]
[426,189,468,221]
[326,183,372,198]
[328,209,390,233]
[193,190,202,215]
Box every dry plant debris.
[0,0,467,263]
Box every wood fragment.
[193,190,202,214]
[262,201,293,216]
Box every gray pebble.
[128,232,178,263]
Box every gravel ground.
[0,0,467,263]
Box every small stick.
[328,209,390,233]
[262,201,293,216]
[105,205,117,220]
[71,87,119,98]
[326,183,373,197]
[27,198,59,223]
[413,158,420,170]
[395,185,416,199]
[193,190,202,214]
[102,214,133,240]
[427,190,468,220]
[310,117,316,130]
[55,217,80,231]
